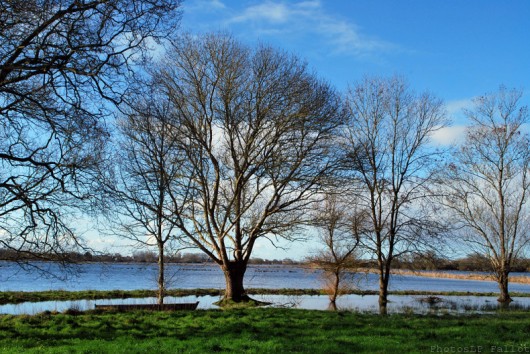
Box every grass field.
[0,308,528,353]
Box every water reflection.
[1,294,529,315]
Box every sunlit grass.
[0,308,529,353]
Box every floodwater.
[1,294,529,315]
[1,261,530,293]
[1,261,530,315]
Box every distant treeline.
[125,251,300,265]
[0,249,300,265]
[391,252,530,273]
[1,248,528,272]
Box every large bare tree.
[154,34,344,303]
[0,0,181,260]
[442,87,530,303]
[342,76,447,314]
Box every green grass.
[0,308,528,353]
[1,288,529,305]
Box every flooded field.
[1,261,530,294]
[1,261,530,315]
[1,293,529,315]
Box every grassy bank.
[0,289,321,305]
[0,308,528,353]
[2,288,530,305]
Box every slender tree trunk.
[222,261,249,302]
[378,269,390,315]
[497,268,512,304]
[327,301,338,311]
[157,243,165,306]
[330,272,340,303]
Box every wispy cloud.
[224,1,397,57]
[230,2,291,24]
[184,0,226,12]
[318,19,393,55]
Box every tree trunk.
[497,269,512,304]
[223,261,249,302]
[327,301,338,311]
[157,244,165,306]
[329,272,340,303]
[378,271,389,315]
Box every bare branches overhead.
[0,0,182,260]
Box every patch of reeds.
[392,269,530,284]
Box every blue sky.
[89,0,530,259]
[182,0,530,122]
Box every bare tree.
[0,1,182,261]
[342,76,447,314]
[154,33,344,303]
[306,193,364,305]
[105,86,187,305]
[441,87,530,304]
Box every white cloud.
[446,98,474,117]
[430,126,467,146]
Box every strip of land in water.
[1,287,530,305]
